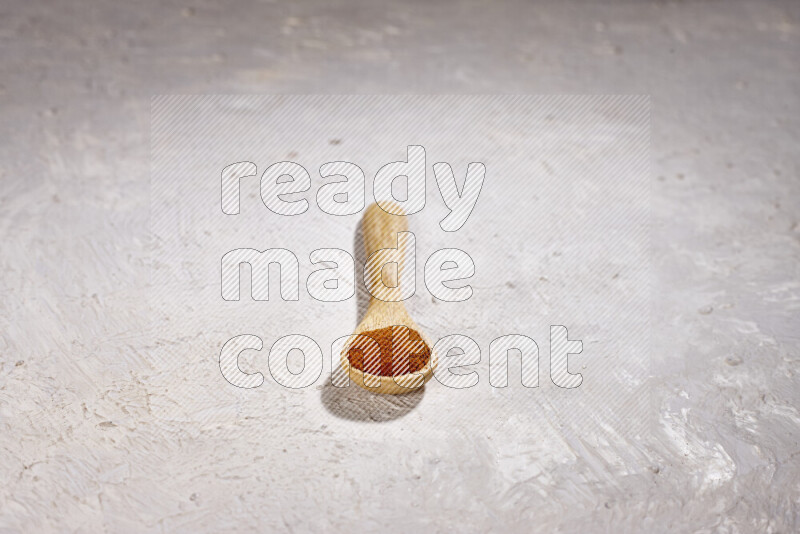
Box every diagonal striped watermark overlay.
[151,95,651,433]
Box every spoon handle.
[362,202,408,291]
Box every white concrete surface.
[1,1,799,532]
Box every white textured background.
[1,1,799,532]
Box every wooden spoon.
[339,202,437,394]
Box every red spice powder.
[347,326,431,377]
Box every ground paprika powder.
[347,326,431,377]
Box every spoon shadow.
[320,376,425,422]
